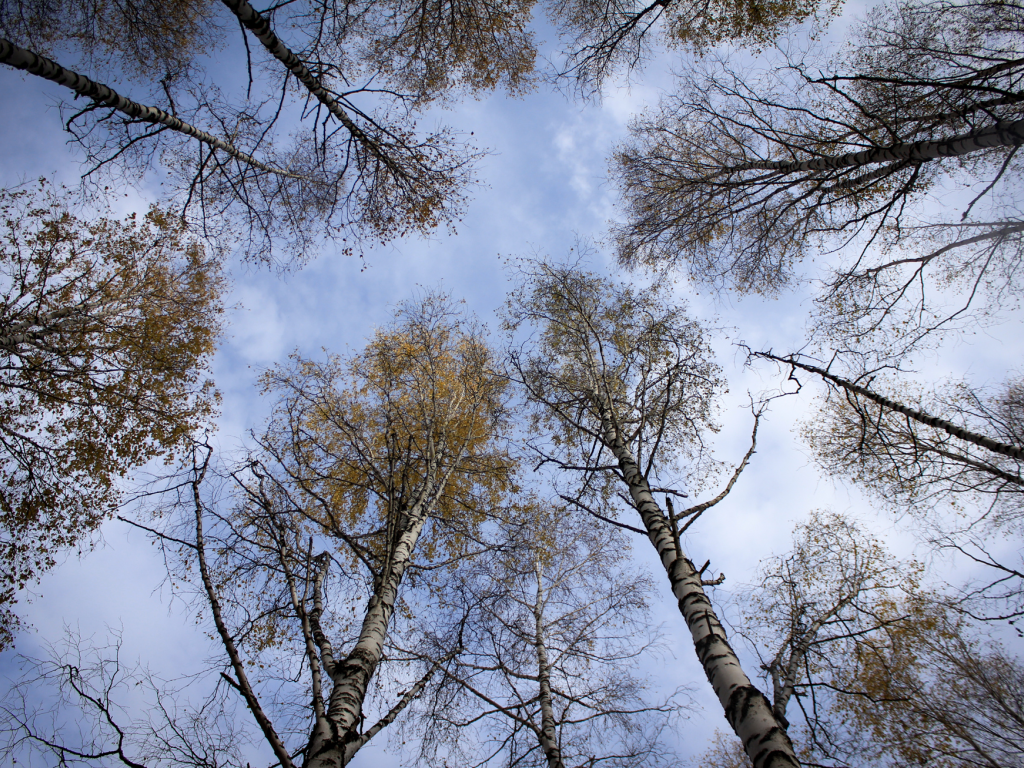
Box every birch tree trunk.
[306,479,442,768]
[728,119,1024,176]
[217,0,390,168]
[533,559,566,768]
[613,6,1024,295]
[595,400,799,768]
[758,352,1024,461]
[0,38,298,177]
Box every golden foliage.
[699,729,753,768]
[365,0,538,99]
[828,597,1024,766]
[667,0,842,50]
[0,180,224,647]
[259,293,515,568]
[0,0,218,76]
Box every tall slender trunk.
[192,452,295,768]
[728,119,1024,176]
[595,401,799,768]
[759,352,1024,461]
[0,38,299,178]
[303,510,427,768]
[769,603,846,728]
[305,461,455,768]
[218,0,393,170]
[533,559,566,768]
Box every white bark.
[533,559,566,768]
[761,353,1024,461]
[768,606,844,727]
[0,37,300,178]
[728,119,1024,176]
[219,0,399,172]
[303,515,428,768]
[305,460,456,768]
[308,554,337,676]
[595,400,799,768]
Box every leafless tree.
[1,0,538,265]
[613,0,1024,357]
[0,629,251,768]
[412,504,682,768]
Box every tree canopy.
[613,0,1024,339]
[0,0,539,264]
[0,181,223,649]
[1,0,1023,764]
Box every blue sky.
[1,4,1021,765]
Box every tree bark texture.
[762,353,1024,461]
[729,119,1024,176]
[533,560,566,768]
[0,38,299,177]
[219,0,390,167]
[595,400,799,768]
[305,468,448,768]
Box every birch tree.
[412,504,680,768]
[0,293,515,768]
[736,511,919,759]
[0,628,249,768]
[0,181,223,650]
[218,294,515,768]
[613,0,1024,355]
[783,362,1024,620]
[708,511,1024,768]
[504,260,797,768]
[750,569,1024,767]
[550,0,842,95]
[827,599,1024,768]
[0,0,216,76]
[0,0,538,264]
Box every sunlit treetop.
[258,294,517,571]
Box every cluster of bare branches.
[707,510,1024,768]
[614,0,1024,362]
[548,0,842,96]
[2,0,1023,764]
[410,507,682,768]
[1,0,540,265]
